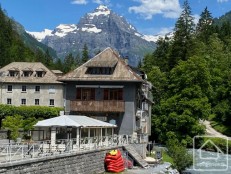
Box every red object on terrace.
[104,149,125,173]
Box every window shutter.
[104,89,109,100]
[91,88,95,100]
[76,88,81,99]
[118,89,123,100]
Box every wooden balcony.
[70,100,125,112]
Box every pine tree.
[63,53,75,73]
[196,7,214,43]
[44,49,53,68]
[81,44,89,63]
[168,0,195,69]
[74,52,82,67]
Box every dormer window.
[9,71,17,77]
[35,68,46,77]
[86,67,114,75]
[8,69,19,77]
[22,68,33,77]
[23,71,32,77]
[85,60,117,75]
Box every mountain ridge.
[28,5,157,66]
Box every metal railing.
[0,134,141,164]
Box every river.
[185,149,231,174]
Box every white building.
[0,62,64,107]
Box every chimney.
[124,56,129,65]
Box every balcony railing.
[70,100,125,112]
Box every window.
[35,99,39,105]
[76,88,95,100]
[9,71,19,77]
[21,99,26,105]
[86,67,114,75]
[9,71,15,77]
[50,99,54,106]
[23,71,32,77]
[104,89,123,100]
[35,86,40,92]
[49,86,55,93]
[7,85,12,92]
[36,71,46,77]
[7,98,12,105]
[22,85,27,92]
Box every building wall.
[0,83,64,107]
[64,81,140,136]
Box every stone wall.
[0,147,123,174]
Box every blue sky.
[1,0,231,35]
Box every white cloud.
[193,14,200,25]
[157,27,174,35]
[71,0,88,5]
[217,0,228,3]
[92,0,111,6]
[139,26,174,35]
[129,0,182,20]
[93,0,103,4]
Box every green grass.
[162,150,174,164]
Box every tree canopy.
[142,1,231,145]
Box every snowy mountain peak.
[96,5,109,11]
[53,24,78,37]
[88,5,110,18]
[27,29,53,42]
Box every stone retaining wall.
[0,147,123,174]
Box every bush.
[167,138,193,173]
[0,104,63,119]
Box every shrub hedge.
[0,104,63,119]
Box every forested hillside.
[0,6,56,69]
[142,1,231,146]
[0,6,92,73]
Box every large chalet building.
[0,48,152,140]
[59,48,153,138]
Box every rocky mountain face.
[29,5,156,66]
[12,20,58,59]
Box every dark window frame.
[21,99,26,105]
[76,88,95,100]
[7,85,12,92]
[35,86,40,92]
[22,85,27,92]
[7,98,12,105]
[35,99,40,105]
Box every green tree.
[2,115,23,140]
[75,52,82,67]
[152,37,170,72]
[167,138,193,173]
[169,0,195,69]
[81,44,89,63]
[44,49,53,68]
[156,56,211,143]
[63,53,75,73]
[196,7,214,43]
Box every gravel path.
[202,120,231,140]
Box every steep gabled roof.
[0,62,62,84]
[59,47,144,82]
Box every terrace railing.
[0,134,145,164]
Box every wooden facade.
[70,100,125,112]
